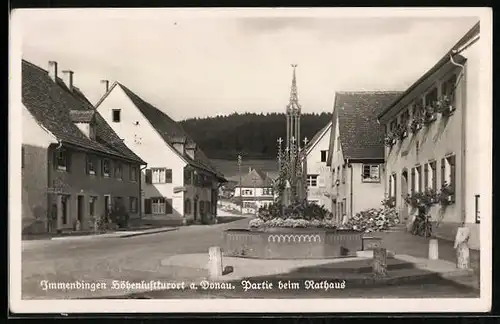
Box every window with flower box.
[441,155,456,198]
[362,164,380,182]
[424,88,438,123]
[439,74,458,116]
[424,161,437,191]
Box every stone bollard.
[428,238,439,260]
[208,246,223,280]
[455,227,471,269]
[372,247,388,278]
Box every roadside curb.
[118,228,178,238]
[49,227,178,241]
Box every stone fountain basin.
[223,228,363,260]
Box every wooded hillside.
[179,112,333,160]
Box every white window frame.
[56,150,67,171]
[87,157,96,175]
[415,165,422,193]
[152,198,166,214]
[102,159,111,177]
[362,164,380,183]
[307,175,318,187]
[152,168,166,184]
[426,162,436,190]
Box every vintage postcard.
[9,7,492,314]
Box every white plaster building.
[233,167,275,212]
[95,82,226,225]
[303,120,333,211]
[326,91,402,224]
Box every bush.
[109,204,130,229]
[257,200,333,222]
[249,217,338,229]
[340,207,400,233]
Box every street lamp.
[237,154,242,214]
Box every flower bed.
[340,207,400,233]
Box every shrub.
[109,204,130,229]
[258,200,333,222]
[341,207,400,233]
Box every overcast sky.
[16,9,479,120]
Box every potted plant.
[435,95,456,117]
[423,102,438,125]
[410,114,424,134]
[384,132,396,147]
[393,124,408,141]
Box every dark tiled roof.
[116,83,225,180]
[305,120,332,153]
[334,91,404,160]
[22,60,145,164]
[69,110,95,123]
[237,168,274,187]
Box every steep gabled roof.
[333,91,404,161]
[304,120,332,155]
[97,81,225,181]
[237,168,274,188]
[22,60,145,164]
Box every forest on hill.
[179,112,333,160]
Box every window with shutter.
[145,169,152,184]
[440,158,446,186]
[424,164,429,190]
[410,168,415,194]
[447,155,456,193]
[144,198,152,214]
[165,199,173,214]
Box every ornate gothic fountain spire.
[286,64,302,156]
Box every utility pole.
[237,154,243,214]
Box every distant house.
[303,120,333,211]
[95,82,226,225]
[377,22,483,249]
[219,180,238,199]
[21,60,146,234]
[326,91,403,224]
[233,167,275,210]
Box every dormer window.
[70,110,96,139]
[112,109,121,123]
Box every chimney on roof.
[101,80,109,93]
[62,70,74,91]
[48,61,58,82]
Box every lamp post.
[237,154,242,214]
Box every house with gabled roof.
[95,82,226,225]
[21,60,146,234]
[326,91,403,224]
[302,120,333,210]
[233,167,276,212]
[377,22,484,249]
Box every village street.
[21,212,479,300]
[21,215,252,299]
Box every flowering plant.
[381,196,396,208]
[410,115,424,133]
[437,182,455,206]
[435,95,456,116]
[393,123,408,141]
[423,103,438,124]
[384,132,396,147]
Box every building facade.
[22,60,145,234]
[95,82,226,225]
[303,121,333,210]
[326,91,402,224]
[233,168,275,211]
[377,22,483,249]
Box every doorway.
[401,170,409,223]
[104,195,111,218]
[77,195,84,224]
[193,199,198,222]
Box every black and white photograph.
[9,7,492,313]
